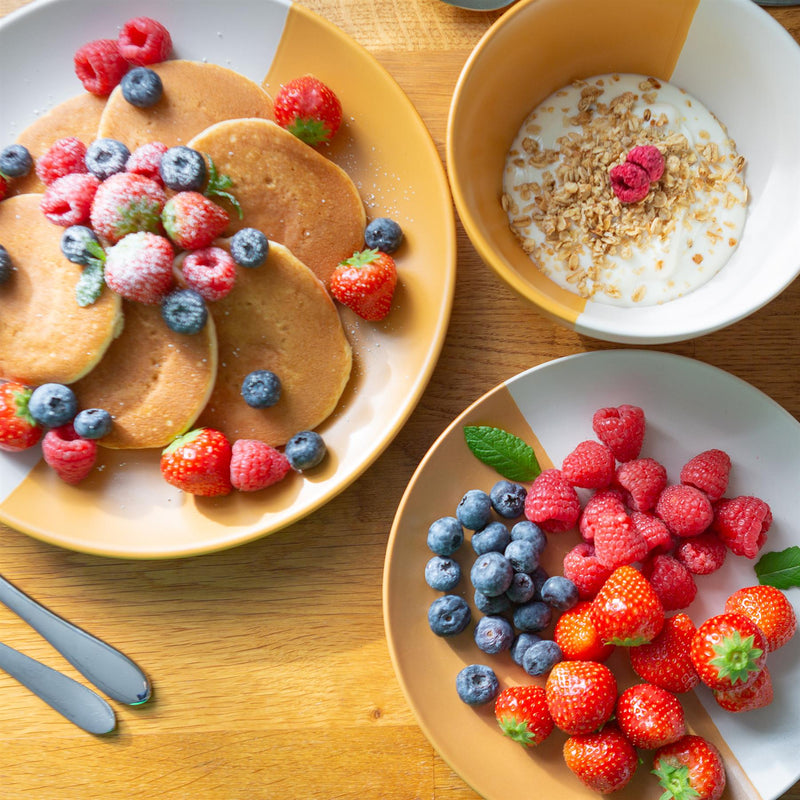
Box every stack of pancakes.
[0,60,364,451]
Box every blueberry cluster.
[27,383,112,438]
[424,479,580,705]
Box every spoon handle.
[0,641,116,734]
[0,575,151,705]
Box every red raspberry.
[614,457,667,512]
[592,503,648,570]
[230,439,291,492]
[104,232,175,304]
[561,440,615,489]
[655,484,713,538]
[642,554,697,612]
[40,173,100,226]
[629,613,699,694]
[118,17,172,66]
[0,175,7,201]
[674,532,727,575]
[74,39,129,96]
[523,468,580,533]
[41,423,97,484]
[591,404,645,462]
[578,489,625,542]
[631,511,674,556]
[180,246,237,301]
[562,543,613,601]
[711,496,772,558]
[35,137,88,186]
[609,161,649,204]
[90,172,166,244]
[679,448,731,503]
[626,145,665,182]
[126,141,168,183]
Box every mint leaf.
[463,426,541,482]
[85,240,106,263]
[205,155,243,219]
[75,260,105,307]
[754,546,800,589]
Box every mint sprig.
[204,155,242,219]
[463,425,541,482]
[754,545,800,589]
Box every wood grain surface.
[0,0,798,798]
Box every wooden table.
[0,0,798,798]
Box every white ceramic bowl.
[447,0,800,343]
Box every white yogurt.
[502,74,748,307]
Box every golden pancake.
[187,118,366,285]
[193,241,351,446]
[72,301,218,449]
[0,194,122,385]
[97,60,274,151]
[11,92,107,196]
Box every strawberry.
[713,665,773,713]
[90,172,166,244]
[590,565,665,646]
[229,439,291,492]
[563,724,638,794]
[329,249,397,321]
[628,613,700,694]
[41,424,97,484]
[652,734,726,800]
[104,231,175,304]
[493,684,554,747]
[544,660,617,735]
[0,381,43,452]
[162,191,229,250]
[690,612,767,691]
[554,600,614,662]
[615,683,685,749]
[723,584,796,652]
[591,403,645,462]
[160,427,233,497]
[273,75,343,146]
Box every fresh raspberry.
[118,17,172,66]
[523,468,580,533]
[229,439,291,492]
[578,489,626,542]
[90,172,166,244]
[40,173,100,226]
[126,141,168,183]
[562,542,613,601]
[0,175,7,201]
[674,532,727,575]
[629,613,699,694]
[655,484,713,538]
[614,457,667,512]
[642,554,697,612]
[180,246,237,301]
[679,449,731,503]
[592,502,648,570]
[626,145,665,182]
[104,231,175,304]
[561,440,615,489]
[74,39,129,96]
[711,496,772,558]
[35,137,88,186]
[609,161,650,204]
[41,423,97,484]
[631,511,674,555]
[591,404,645,462]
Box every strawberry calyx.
[497,715,538,747]
[340,248,380,269]
[708,631,764,685]
[11,385,37,427]
[652,762,700,800]
[204,157,242,219]
[286,116,334,147]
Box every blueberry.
[521,639,562,676]
[426,516,464,556]
[455,664,499,706]
[474,615,514,655]
[85,138,131,180]
[474,589,511,615]
[0,245,12,285]
[512,600,552,633]
[490,479,527,519]
[424,556,461,592]
[470,520,510,555]
[120,66,163,108]
[28,383,77,427]
[241,369,281,408]
[456,489,492,530]
[540,576,580,611]
[159,145,207,192]
[230,227,270,268]
[530,565,550,598]
[428,594,471,637]
[364,217,404,253]
[470,551,513,597]
[510,632,542,666]
[510,520,547,560]
[73,408,112,439]
[0,144,32,178]
[505,571,535,605]
[285,430,327,471]
[161,288,208,335]
[504,539,539,573]
[60,225,100,266]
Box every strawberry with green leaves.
[273,75,342,146]
[329,248,397,321]
[0,381,43,452]
[713,664,773,713]
[493,684,554,747]
[545,659,617,735]
[162,191,229,250]
[563,724,638,794]
[160,427,233,497]
[652,734,726,800]
[90,172,166,244]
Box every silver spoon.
[0,574,151,705]
[0,641,116,734]
[437,0,513,9]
